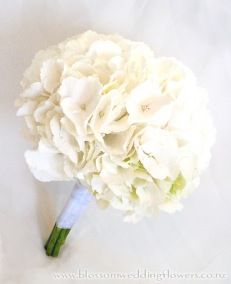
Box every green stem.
[44,223,71,257]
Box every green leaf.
[169,173,186,195]
[130,186,139,200]
[135,161,145,171]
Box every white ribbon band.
[57,183,91,229]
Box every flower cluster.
[17,31,215,222]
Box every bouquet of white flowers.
[16,31,215,257]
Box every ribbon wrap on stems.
[45,183,91,257]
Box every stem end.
[44,224,71,257]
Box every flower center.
[141,104,150,112]
[80,104,86,111]
[99,111,104,118]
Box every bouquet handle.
[45,183,91,257]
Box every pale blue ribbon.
[57,182,91,229]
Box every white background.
[0,0,231,283]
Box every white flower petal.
[126,80,173,124]
[17,100,38,116]
[88,40,121,59]
[59,76,102,137]
[25,149,68,182]
[21,82,43,98]
[40,59,63,93]
[159,200,183,213]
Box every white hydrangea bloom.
[17,31,215,222]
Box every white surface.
[0,0,231,283]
